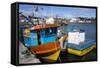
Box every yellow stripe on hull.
[68,45,96,56]
[42,50,60,61]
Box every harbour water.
[58,23,96,40]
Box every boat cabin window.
[40,27,57,36]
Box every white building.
[70,17,79,23]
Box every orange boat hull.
[29,42,60,55]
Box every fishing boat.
[66,26,96,56]
[22,24,61,62]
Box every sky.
[19,4,96,18]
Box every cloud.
[71,7,95,11]
[19,9,33,16]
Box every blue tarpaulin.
[68,39,96,50]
